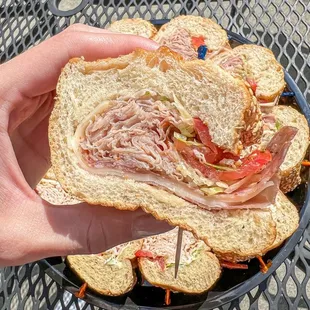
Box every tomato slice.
[246,78,257,94]
[175,118,271,182]
[217,150,272,181]
[135,250,154,258]
[175,139,272,182]
[191,36,205,49]
[174,138,218,164]
[135,250,166,271]
[201,146,220,164]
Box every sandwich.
[143,17,306,192]
[49,44,301,262]
[137,227,221,294]
[107,18,157,39]
[33,16,309,301]
[67,228,222,297]
[67,240,143,296]
[210,45,286,106]
[153,16,229,60]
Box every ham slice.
[78,94,184,180]
[156,29,197,60]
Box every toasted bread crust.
[280,164,302,193]
[66,255,137,296]
[265,191,299,252]
[139,204,276,263]
[138,250,221,294]
[274,105,309,192]
[233,45,285,102]
[154,15,228,52]
[108,18,157,38]
[240,93,263,147]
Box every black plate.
[39,26,310,310]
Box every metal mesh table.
[0,1,309,309]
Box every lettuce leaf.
[173,132,204,146]
[204,162,235,171]
[172,94,196,137]
[200,186,225,196]
[165,247,204,268]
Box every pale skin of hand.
[0,24,171,267]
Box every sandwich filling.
[211,49,283,106]
[73,90,297,210]
[156,28,231,61]
[156,28,197,60]
[136,229,205,270]
[102,242,134,267]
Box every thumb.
[44,202,173,256]
[61,203,173,254]
[5,197,172,266]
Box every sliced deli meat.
[137,228,210,269]
[156,28,197,61]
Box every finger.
[8,91,53,134]
[63,23,113,34]
[45,203,172,255]
[1,30,159,105]
[4,197,172,266]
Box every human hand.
[0,24,171,267]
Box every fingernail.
[132,213,172,239]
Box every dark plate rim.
[39,28,310,310]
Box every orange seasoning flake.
[246,78,257,94]
[75,283,88,299]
